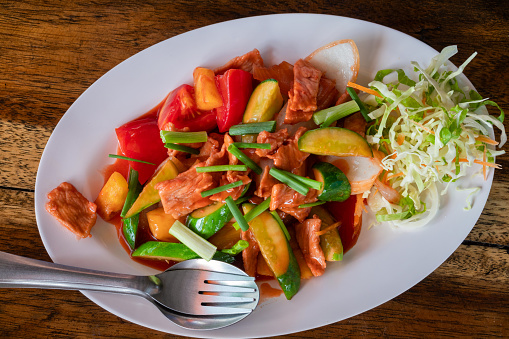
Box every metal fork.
[0,252,259,330]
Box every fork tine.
[201,282,256,294]
[198,294,257,303]
[188,270,256,282]
[199,304,256,315]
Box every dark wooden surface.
[1,1,508,337]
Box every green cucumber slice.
[298,127,373,157]
[243,79,283,124]
[132,241,234,263]
[186,202,232,239]
[312,162,351,202]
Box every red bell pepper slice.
[215,69,253,133]
[158,84,217,132]
[326,194,361,254]
[115,116,168,184]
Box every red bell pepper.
[158,84,217,132]
[115,116,168,184]
[215,69,253,133]
[326,195,361,254]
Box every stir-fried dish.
[46,41,505,300]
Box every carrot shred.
[347,81,383,98]
[482,146,487,180]
[315,222,341,236]
[411,120,435,135]
[397,133,405,145]
[454,158,501,169]
[476,135,498,146]
[386,172,404,180]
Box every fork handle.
[0,251,157,297]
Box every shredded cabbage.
[364,46,506,228]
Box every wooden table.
[1,1,507,337]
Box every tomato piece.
[215,69,253,133]
[326,195,360,253]
[115,116,168,184]
[158,84,217,132]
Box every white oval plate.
[35,14,492,338]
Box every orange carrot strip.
[411,120,435,135]
[315,222,341,236]
[347,81,383,98]
[386,172,404,180]
[482,146,487,180]
[454,158,501,169]
[397,133,405,145]
[476,135,498,146]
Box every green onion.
[233,142,271,150]
[269,167,309,196]
[313,100,360,127]
[195,165,248,173]
[298,201,326,209]
[164,143,200,155]
[346,87,372,123]
[235,196,251,205]
[229,121,277,135]
[200,180,244,198]
[270,211,291,241]
[120,168,143,250]
[221,239,249,255]
[225,196,250,232]
[168,220,217,261]
[233,197,271,230]
[227,144,262,174]
[108,154,155,165]
[160,131,208,143]
[284,171,323,191]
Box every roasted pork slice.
[210,170,251,202]
[214,49,264,75]
[285,59,322,124]
[155,165,215,219]
[255,128,289,157]
[241,228,260,277]
[343,111,367,137]
[295,215,326,277]
[46,182,97,239]
[253,61,294,100]
[254,165,279,198]
[269,184,318,222]
[316,77,339,111]
[265,127,309,174]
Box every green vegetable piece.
[229,121,277,135]
[187,202,233,239]
[225,196,250,232]
[243,79,283,124]
[200,180,244,198]
[313,100,360,127]
[124,158,179,218]
[298,127,373,157]
[108,154,155,165]
[311,206,343,261]
[227,144,262,174]
[160,131,208,143]
[312,162,351,202]
[121,168,142,249]
[164,143,200,155]
[346,87,372,123]
[131,241,234,263]
[221,240,249,256]
[243,204,300,300]
[269,167,309,196]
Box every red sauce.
[259,282,283,303]
[326,195,361,254]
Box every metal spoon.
[0,252,259,330]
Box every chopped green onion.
[160,131,208,143]
[284,171,323,191]
[298,201,326,208]
[227,144,262,174]
[164,143,200,154]
[270,211,290,241]
[346,87,372,123]
[313,100,360,126]
[200,180,244,198]
[229,121,277,135]
[168,220,217,261]
[225,196,250,232]
[120,168,142,218]
[233,197,271,230]
[195,165,248,173]
[235,196,251,205]
[233,142,271,150]
[108,154,155,165]
[269,167,309,196]
[221,239,249,255]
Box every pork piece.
[210,170,251,202]
[241,228,260,277]
[265,127,309,175]
[253,61,294,100]
[316,77,339,111]
[191,133,225,164]
[155,164,215,219]
[285,59,322,124]
[295,215,326,277]
[344,111,367,137]
[255,128,288,158]
[254,165,279,198]
[269,184,318,222]
[46,182,97,239]
[214,49,264,76]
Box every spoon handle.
[0,251,156,297]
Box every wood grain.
[0,0,507,337]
